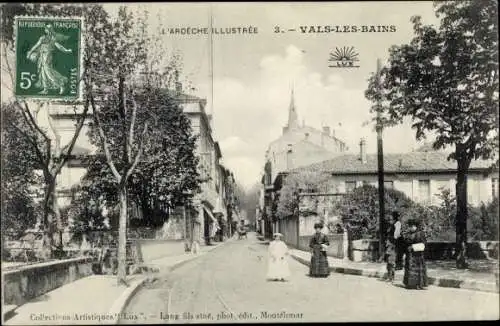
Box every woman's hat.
[273,232,283,237]
[314,222,324,229]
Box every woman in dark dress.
[403,219,428,289]
[309,222,330,277]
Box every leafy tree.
[335,185,415,240]
[85,7,201,285]
[474,198,499,241]
[78,85,201,233]
[276,170,330,219]
[1,103,42,250]
[365,0,498,268]
[1,3,111,257]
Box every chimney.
[322,126,331,136]
[175,82,182,95]
[286,144,293,170]
[331,129,336,137]
[359,138,367,163]
[282,126,288,135]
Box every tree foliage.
[76,6,201,284]
[334,185,415,240]
[1,103,42,237]
[364,0,498,268]
[276,170,330,219]
[1,3,112,255]
[335,185,499,242]
[471,197,499,241]
[365,1,498,160]
[75,8,200,231]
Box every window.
[492,178,499,199]
[468,179,479,204]
[418,180,431,204]
[384,181,394,189]
[345,181,356,193]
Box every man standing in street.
[393,211,404,270]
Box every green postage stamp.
[14,16,84,101]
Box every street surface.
[121,233,499,323]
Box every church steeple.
[287,87,299,131]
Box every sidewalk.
[4,239,230,325]
[289,248,499,293]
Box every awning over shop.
[203,205,217,223]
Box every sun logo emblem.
[329,46,360,68]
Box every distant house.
[286,139,499,207]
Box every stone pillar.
[343,226,349,262]
[190,206,203,254]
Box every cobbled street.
[121,233,499,323]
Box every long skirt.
[309,250,330,277]
[267,256,290,280]
[385,241,396,266]
[403,251,428,288]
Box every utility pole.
[376,58,385,261]
[296,192,300,248]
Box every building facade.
[290,139,499,207]
[43,88,237,245]
[259,89,349,238]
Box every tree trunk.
[42,179,59,259]
[51,185,65,259]
[455,158,470,269]
[117,186,128,285]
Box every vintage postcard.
[1,1,498,325]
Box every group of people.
[385,211,428,289]
[266,222,331,281]
[266,214,428,290]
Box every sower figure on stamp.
[309,222,330,278]
[27,24,72,95]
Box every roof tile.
[293,151,495,174]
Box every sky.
[3,2,442,190]
[105,2,442,189]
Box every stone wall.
[138,239,185,261]
[278,216,298,247]
[350,239,499,262]
[287,234,344,259]
[3,257,94,306]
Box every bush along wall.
[334,185,499,242]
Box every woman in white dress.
[267,233,291,281]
